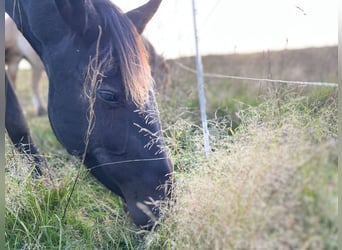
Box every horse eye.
[97,89,122,106]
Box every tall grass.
[6,55,337,249]
[148,90,338,249]
[6,88,337,249]
[5,144,143,249]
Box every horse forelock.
[85,0,152,108]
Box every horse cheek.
[93,112,129,156]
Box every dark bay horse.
[5,0,172,229]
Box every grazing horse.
[5,15,46,116]
[6,0,172,229]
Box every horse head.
[6,0,172,229]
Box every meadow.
[5,46,338,249]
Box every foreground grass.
[153,92,338,249]
[6,88,337,249]
[6,146,142,249]
[7,57,338,249]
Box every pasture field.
[5,47,338,249]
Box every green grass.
[6,50,338,249]
[151,91,338,249]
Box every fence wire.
[175,62,338,88]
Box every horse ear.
[125,0,162,34]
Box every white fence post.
[192,0,211,156]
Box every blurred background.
[114,0,337,58]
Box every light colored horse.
[5,15,46,115]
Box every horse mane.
[85,0,152,108]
